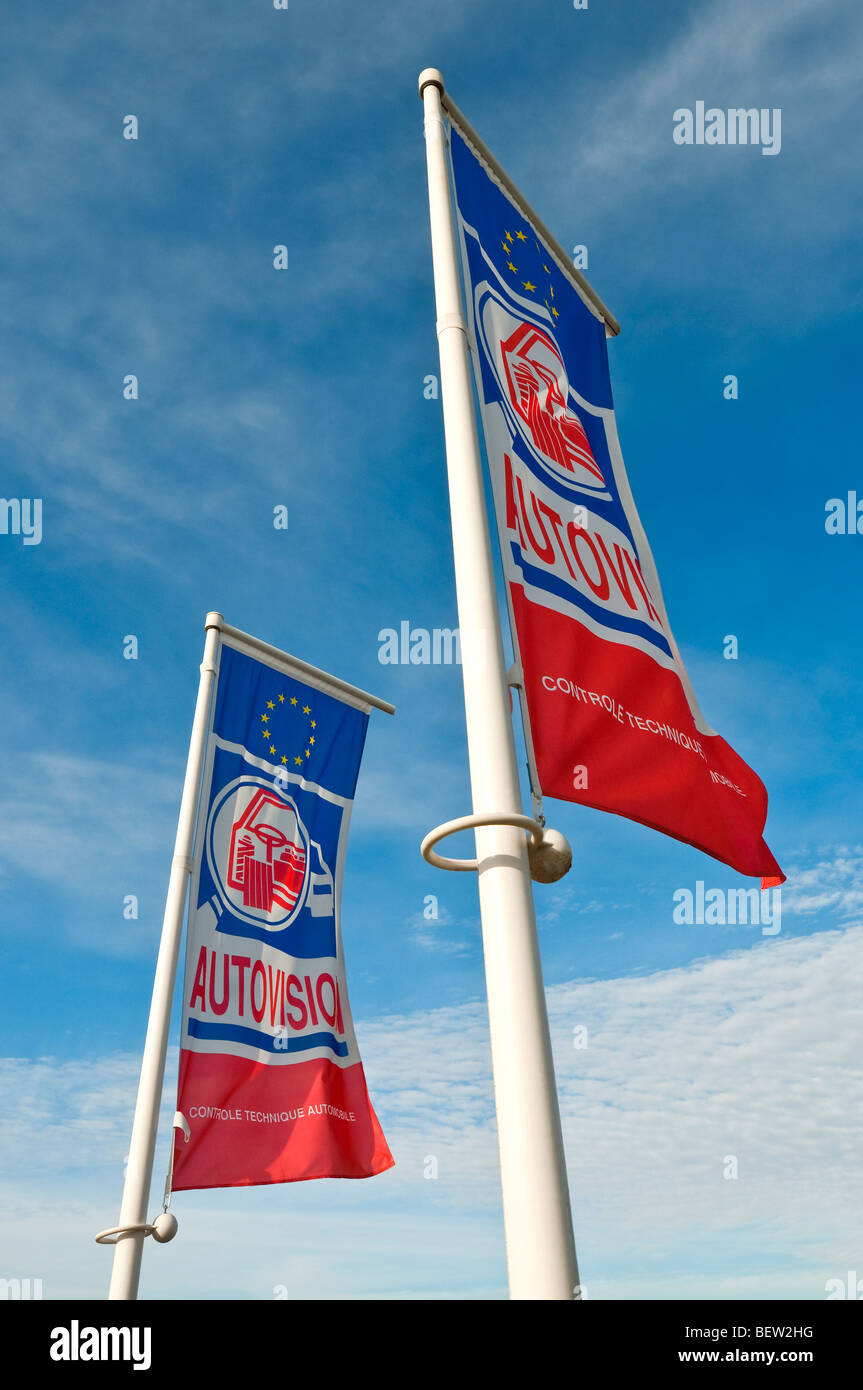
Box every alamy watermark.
[673,103,781,156]
[1,498,42,545]
[378,622,488,667]
[50,1323,151,1370]
[673,881,781,936]
[825,1271,863,1300]
[825,492,862,535]
[1,1277,43,1299]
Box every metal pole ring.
[421,812,544,872]
[94,1222,154,1246]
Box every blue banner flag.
[174,635,393,1189]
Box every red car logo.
[227,788,307,915]
[500,320,605,486]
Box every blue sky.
[1,0,861,1300]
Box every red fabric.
[173,1049,393,1191]
[513,587,784,882]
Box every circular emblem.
[206,776,310,930]
[478,292,608,494]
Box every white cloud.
[404,903,474,956]
[0,748,181,956]
[575,0,860,180]
[1,922,859,1298]
[778,850,863,919]
[492,0,863,324]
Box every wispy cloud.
[404,903,475,956]
[779,849,863,919]
[2,921,859,1298]
[487,0,863,323]
[0,749,181,956]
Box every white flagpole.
[418,68,579,1300]
[107,611,223,1300]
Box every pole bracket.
[95,1213,178,1246]
[95,1221,156,1246]
[506,661,523,688]
[421,811,543,872]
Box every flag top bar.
[418,68,621,339]
[208,613,396,716]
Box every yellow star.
[302,705,311,715]
[550,285,554,298]
[278,694,285,703]
[309,736,315,746]
[543,264,550,273]
[504,230,513,242]
[515,230,527,241]
[261,714,269,723]
[290,697,298,706]
[304,749,310,758]
[523,280,536,292]
[281,755,288,764]
[507,261,518,273]
[552,307,559,319]
[501,241,511,254]
[269,745,276,755]
[294,756,302,766]
[267,700,275,710]
[262,729,270,738]
[310,720,316,729]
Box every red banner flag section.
[173,633,393,1191]
[449,123,783,883]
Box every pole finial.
[418,68,445,99]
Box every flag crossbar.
[215,617,396,715]
[424,74,622,338]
